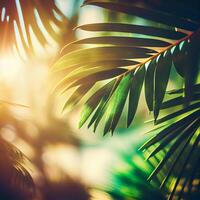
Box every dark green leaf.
[68,36,170,48]
[161,94,200,109]
[167,84,200,95]
[168,133,200,199]
[172,43,188,77]
[77,23,187,40]
[154,51,172,120]
[83,1,199,30]
[160,126,200,190]
[156,103,200,124]
[148,118,199,160]
[148,118,199,181]
[127,66,145,127]
[145,58,156,111]
[140,109,200,151]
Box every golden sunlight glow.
[0,53,23,83]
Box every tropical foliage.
[0,138,34,200]
[0,0,70,198]
[0,0,199,199]
[105,151,165,200]
[52,0,200,199]
[0,0,68,57]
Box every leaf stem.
[127,29,198,73]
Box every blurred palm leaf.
[52,0,200,198]
[104,152,165,200]
[0,138,34,200]
[0,102,34,199]
[0,0,68,57]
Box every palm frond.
[139,83,200,198]
[53,0,200,134]
[52,1,200,198]
[0,0,68,57]
[83,0,200,31]
[0,138,35,199]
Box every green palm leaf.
[53,0,200,134]
[83,0,199,30]
[52,0,200,199]
[140,99,200,198]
